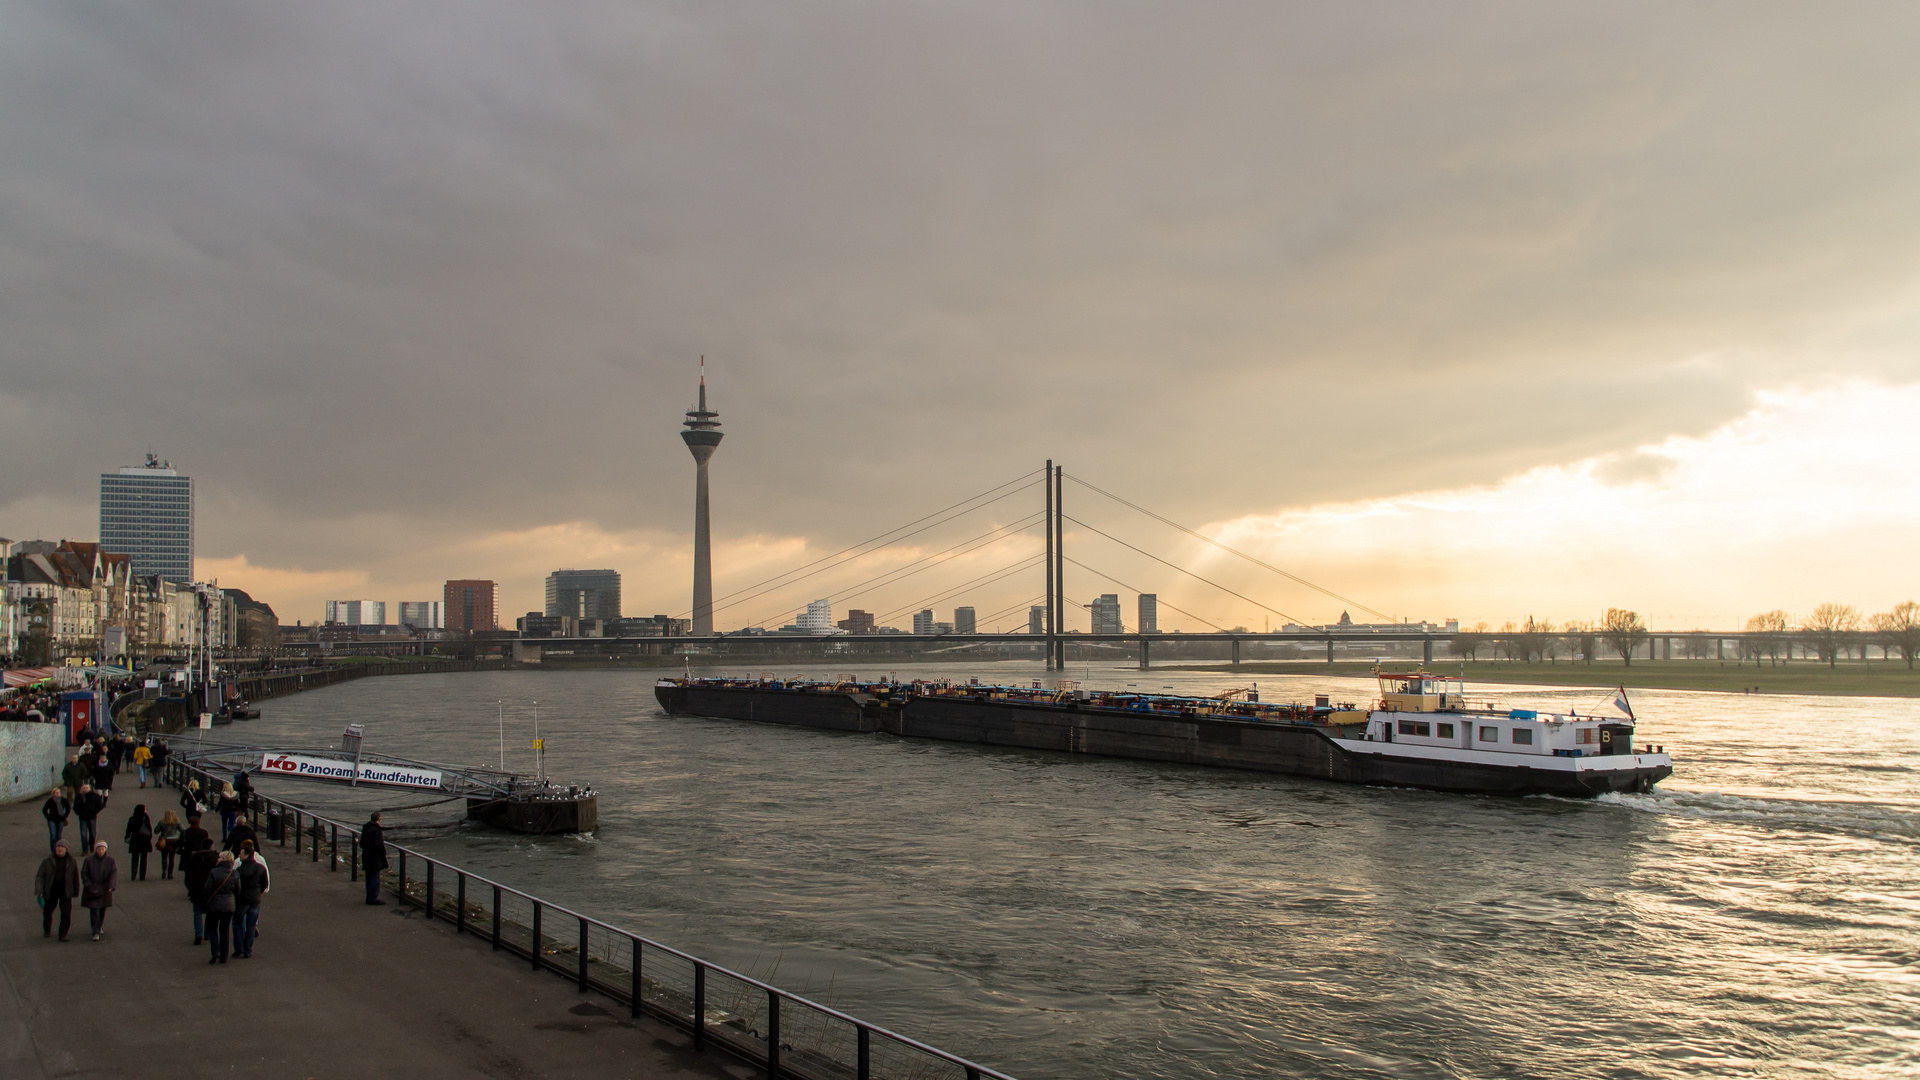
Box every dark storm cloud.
[3,1,1917,612]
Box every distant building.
[445,580,498,633]
[610,614,690,637]
[933,621,954,635]
[399,600,444,630]
[953,606,976,634]
[99,453,193,583]
[836,609,876,634]
[1090,593,1123,635]
[798,598,835,634]
[1029,605,1047,634]
[1138,594,1158,633]
[226,588,280,651]
[326,600,386,626]
[517,612,573,638]
[913,609,935,635]
[545,569,621,621]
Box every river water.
[231,662,1918,1080]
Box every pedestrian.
[92,751,115,793]
[234,841,269,959]
[106,735,125,775]
[155,810,183,880]
[60,753,87,801]
[80,840,117,941]
[73,784,105,851]
[123,804,154,881]
[180,778,205,820]
[149,740,171,788]
[34,839,79,941]
[232,770,255,806]
[41,789,70,853]
[223,815,258,856]
[202,851,240,964]
[183,838,218,947]
[361,811,387,905]
[216,784,240,840]
[132,741,153,788]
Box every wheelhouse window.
[1511,728,1534,746]
[1576,728,1596,744]
[1478,726,1499,742]
[1398,720,1431,737]
[1436,723,1455,739]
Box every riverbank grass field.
[1185,658,1920,697]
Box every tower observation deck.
[681,361,723,636]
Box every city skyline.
[2,6,1916,634]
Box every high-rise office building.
[837,609,876,634]
[444,580,498,633]
[1029,605,1047,634]
[99,453,193,583]
[1138,594,1158,633]
[680,362,723,635]
[953,606,976,634]
[325,600,386,626]
[399,601,444,630]
[797,598,834,633]
[545,569,621,621]
[913,609,935,635]
[1090,593,1123,635]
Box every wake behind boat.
[655,669,1673,797]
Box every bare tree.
[1450,620,1489,662]
[1801,603,1861,669]
[1870,601,1920,670]
[1745,610,1790,666]
[1600,608,1648,666]
[1495,620,1520,663]
[1562,619,1599,665]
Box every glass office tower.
[99,455,193,583]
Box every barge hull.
[655,686,1670,798]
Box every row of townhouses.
[2,538,248,665]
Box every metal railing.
[167,758,1015,1080]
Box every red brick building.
[444,579,498,633]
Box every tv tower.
[681,358,723,635]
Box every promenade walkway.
[0,795,749,1080]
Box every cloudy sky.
[3,2,1917,631]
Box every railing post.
[398,851,407,907]
[767,990,780,1079]
[857,1028,869,1080]
[350,836,358,881]
[693,964,706,1050]
[492,886,502,950]
[311,820,319,862]
[578,919,589,991]
[330,824,338,871]
[456,873,466,934]
[293,811,302,854]
[531,902,542,970]
[424,861,435,920]
[630,937,642,1019]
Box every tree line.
[1447,602,1920,670]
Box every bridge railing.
[165,757,1015,1080]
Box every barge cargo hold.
[655,672,1673,798]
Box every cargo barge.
[655,671,1672,797]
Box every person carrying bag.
[202,852,241,964]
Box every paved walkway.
[0,792,752,1080]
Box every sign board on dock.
[198,713,213,730]
[259,752,443,790]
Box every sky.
[2,2,1917,632]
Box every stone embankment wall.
[0,721,65,804]
[234,659,508,703]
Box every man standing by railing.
[361,811,387,906]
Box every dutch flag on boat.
[1613,687,1635,720]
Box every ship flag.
[1612,686,1636,721]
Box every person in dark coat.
[91,752,115,792]
[179,779,204,818]
[222,817,258,856]
[149,741,172,787]
[360,812,387,905]
[123,804,154,881]
[60,754,88,801]
[34,840,79,941]
[73,784,106,851]
[183,841,218,946]
[202,852,240,963]
[234,841,269,958]
[155,810,183,879]
[41,791,70,852]
[80,840,117,941]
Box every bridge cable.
[1062,514,1314,629]
[1064,472,1396,624]
[677,469,1044,620]
[872,553,1048,625]
[1060,556,1228,632]
[746,517,1046,628]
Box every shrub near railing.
[167,759,1015,1080]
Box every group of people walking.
[34,750,271,963]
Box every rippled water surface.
[233,663,1919,1079]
